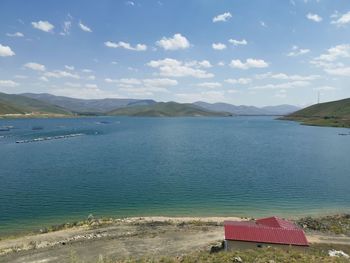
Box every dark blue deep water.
[0,116,350,235]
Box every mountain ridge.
[282,98,350,127]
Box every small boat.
[0,127,10,132]
[32,126,44,131]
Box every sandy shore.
[0,216,349,263]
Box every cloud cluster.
[306,13,322,22]
[6,32,24,37]
[229,39,247,46]
[0,80,19,87]
[212,43,226,50]
[79,21,92,32]
[287,46,310,57]
[32,20,54,32]
[331,11,350,26]
[230,59,269,70]
[225,78,252,85]
[311,44,350,76]
[147,58,214,78]
[105,41,147,51]
[156,33,190,50]
[0,44,15,57]
[105,77,177,96]
[213,12,232,22]
[196,82,222,88]
[24,62,46,71]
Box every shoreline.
[1,208,350,238]
[1,214,350,262]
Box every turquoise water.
[0,116,350,235]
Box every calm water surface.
[0,116,349,235]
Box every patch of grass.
[77,244,350,263]
[296,214,350,235]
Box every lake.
[0,116,349,235]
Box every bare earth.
[0,216,349,263]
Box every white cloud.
[229,39,248,46]
[65,65,75,70]
[87,75,96,80]
[176,91,226,103]
[310,44,350,76]
[313,44,350,62]
[213,12,232,22]
[313,86,337,91]
[31,20,54,32]
[60,21,72,36]
[324,67,350,76]
[331,11,350,26]
[78,21,92,32]
[250,81,310,90]
[197,60,212,68]
[196,82,222,88]
[143,78,178,87]
[104,41,147,51]
[85,83,98,89]
[14,75,27,79]
[0,80,19,87]
[105,78,177,88]
[147,58,214,78]
[6,32,24,37]
[24,62,46,71]
[65,82,81,88]
[82,69,93,73]
[39,76,49,82]
[105,77,177,96]
[0,44,15,57]
[225,78,252,85]
[217,61,225,66]
[229,59,269,70]
[44,70,80,79]
[255,72,320,81]
[126,1,135,6]
[260,21,267,27]
[287,45,310,57]
[212,43,226,50]
[156,33,190,50]
[52,85,120,99]
[105,78,141,85]
[306,13,322,22]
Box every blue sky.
[0,0,350,106]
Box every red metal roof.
[256,216,299,229]
[224,217,308,246]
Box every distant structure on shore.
[224,216,309,250]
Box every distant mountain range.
[282,98,350,128]
[0,92,71,116]
[194,101,300,116]
[108,102,231,117]
[0,92,301,118]
[22,93,156,114]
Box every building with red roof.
[224,216,308,251]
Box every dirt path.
[0,216,349,263]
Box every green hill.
[0,92,72,116]
[282,98,350,128]
[108,102,232,117]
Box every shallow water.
[0,116,349,235]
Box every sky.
[0,0,350,107]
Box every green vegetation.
[281,98,350,128]
[296,214,350,235]
[69,244,350,263]
[108,102,232,117]
[0,92,72,116]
